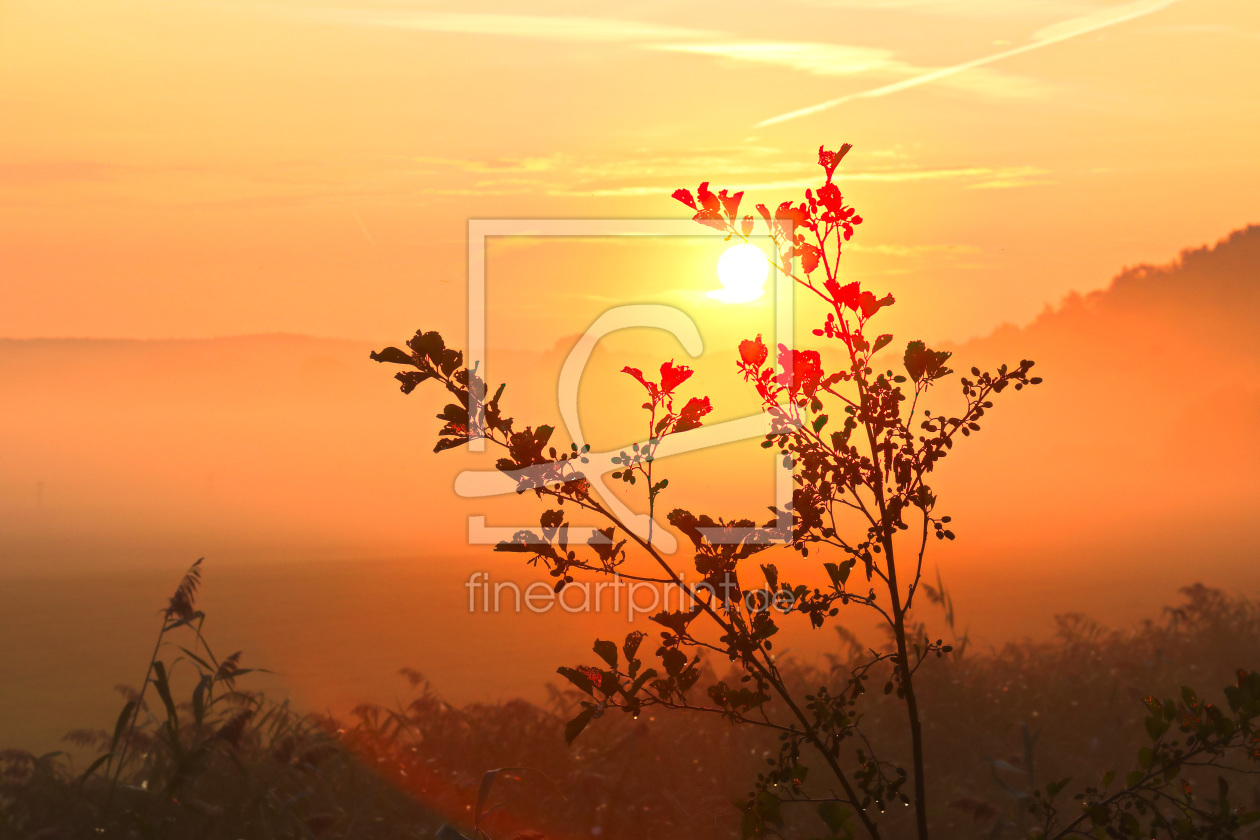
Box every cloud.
[847,242,982,256]
[312,10,718,42]
[1150,23,1260,39]
[831,165,1050,183]
[545,165,1051,197]
[409,155,564,175]
[308,9,1048,105]
[967,176,1055,189]
[652,41,1052,100]
[810,0,1096,16]
[936,66,1056,99]
[756,0,1184,127]
[650,41,900,76]
[407,148,815,183]
[1030,0,1175,41]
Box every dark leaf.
[593,640,619,669]
[904,340,952,383]
[434,436,469,454]
[564,707,596,745]
[556,666,597,695]
[395,370,435,394]
[407,331,446,361]
[369,347,418,367]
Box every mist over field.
[3,226,1258,756]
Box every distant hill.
[928,225,1260,627]
[948,223,1260,506]
[961,223,1260,358]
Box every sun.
[708,243,769,303]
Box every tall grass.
[0,560,438,840]
[1,565,1256,839]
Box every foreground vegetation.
[0,559,1256,840]
[366,145,1258,839]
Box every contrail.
[755,0,1182,128]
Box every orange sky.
[5,1,1260,751]
[2,0,1258,345]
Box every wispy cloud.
[756,0,1183,127]
[847,242,982,256]
[409,155,564,175]
[809,0,1096,17]
[968,175,1055,189]
[545,165,1051,197]
[406,149,813,182]
[1030,0,1171,40]
[650,42,899,76]
[652,41,1052,100]
[377,144,1050,201]
[935,66,1056,99]
[307,9,1048,105]
[311,10,718,42]
[1149,23,1260,39]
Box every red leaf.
[774,201,811,236]
[739,334,767,367]
[818,143,853,181]
[797,350,823,396]
[673,396,712,432]
[776,346,823,397]
[774,201,799,232]
[719,189,744,220]
[831,281,861,311]
[859,291,895,319]
[696,182,721,213]
[741,215,754,237]
[622,366,658,398]
[817,181,844,215]
[671,188,697,210]
[659,361,694,393]
[798,243,821,275]
[693,209,728,231]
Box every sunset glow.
[710,243,770,303]
[2,3,1259,836]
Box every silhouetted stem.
[599,502,885,840]
[879,485,930,840]
[746,216,934,837]
[854,347,930,840]
[105,620,166,812]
